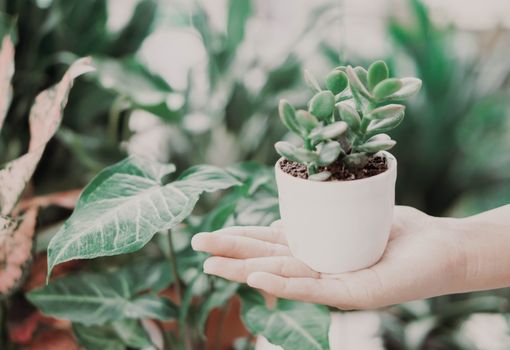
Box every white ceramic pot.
[274,151,397,274]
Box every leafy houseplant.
[274,61,421,273]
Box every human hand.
[191,206,469,310]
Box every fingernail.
[203,258,213,274]
[191,232,208,251]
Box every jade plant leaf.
[239,289,330,350]
[47,156,240,276]
[28,260,178,325]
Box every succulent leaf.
[325,70,348,94]
[317,141,342,166]
[308,91,335,120]
[345,66,370,99]
[356,137,396,153]
[303,69,321,93]
[278,99,301,135]
[367,60,389,90]
[275,142,318,163]
[308,171,332,181]
[310,121,348,142]
[373,78,403,100]
[295,110,319,132]
[343,153,369,168]
[386,77,422,100]
[337,102,361,131]
[367,110,405,135]
[367,104,405,120]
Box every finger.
[246,272,363,310]
[191,233,290,259]
[211,225,286,245]
[203,256,319,283]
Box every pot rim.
[274,151,397,186]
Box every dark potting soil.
[280,156,388,181]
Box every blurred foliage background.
[1,0,509,348]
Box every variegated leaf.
[0,58,94,216]
[0,33,15,131]
[47,156,240,276]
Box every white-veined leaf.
[47,156,240,276]
[240,289,330,350]
[28,260,178,325]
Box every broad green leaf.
[308,91,335,120]
[373,78,403,100]
[367,60,389,90]
[239,289,330,350]
[325,70,348,94]
[367,104,405,120]
[278,99,301,135]
[47,156,240,276]
[73,319,152,350]
[92,57,180,122]
[0,58,94,216]
[198,281,239,335]
[226,0,252,55]
[28,260,178,325]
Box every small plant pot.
[274,151,397,274]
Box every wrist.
[449,213,510,293]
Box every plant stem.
[167,230,193,350]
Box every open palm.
[191,206,466,309]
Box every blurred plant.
[275,61,421,180]
[389,0,510,215]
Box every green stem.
[167,230,193,350]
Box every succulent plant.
[275,60,422,181]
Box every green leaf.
[198,281,239,335]
[354,66,368,89]
[367,60,389,90]
[373,78,403,100]
[226,0,252,55]
[386,77,422,100]
[47,156,240,276]
[325,70,348,94]
[308,91,335,120]
[343,153,369,168]
[367,109,405,136]
[303,69,321,93]
[28,263,178,325]
[310,121,348,142]
[278,99,301,134]
[308,171,332,181]
[345,66,370,99]
[295,110,319,132]
[355,134,396,153]
[317,141,342,166]
[337,102,361,132]
[239,289,330,350]
[274,142,318,164]
[367,104,405,120]
[73,320,152,350]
